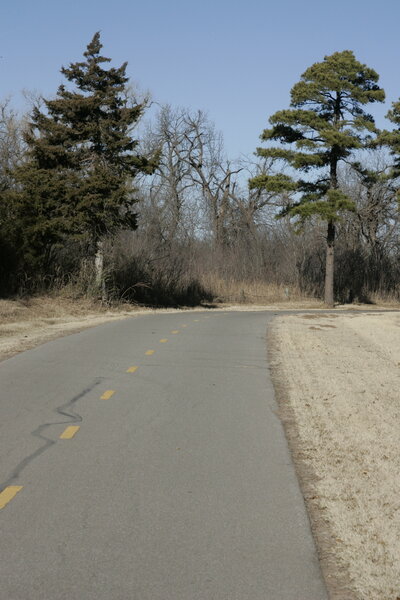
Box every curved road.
[0,310,327,599]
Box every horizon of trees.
[0,35,399,306]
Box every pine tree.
[383,100,400,184]
[15,32,156,291]
[250,50,385,306]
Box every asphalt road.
[0,310,328,599]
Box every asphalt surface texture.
[0,310,328,599]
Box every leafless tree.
[0,99,26,191]
[339,157,398,253]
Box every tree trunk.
[326,136,339,308]
[95,239,107,302]
[324,221,335,307]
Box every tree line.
[1,34,399,306]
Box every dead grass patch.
[0,296,157,361]
[269,312,400,599]
[199,275,321,305]
[0,296,131,323]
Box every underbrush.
[198,274,308,304]
[0,295,133,324]
[2,231,399,309]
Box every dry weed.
[199,275,315,304]
[270,312,400,600]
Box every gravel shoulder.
[269,311,400,600]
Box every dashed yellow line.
[159,339,168,343]
[193,319,199,322]
[0,486,23,509]
[181,324,187,328]
[127,366,138,373]
[145,350,155,355]
[171,330,179,334]
[60,425,80,439]
[101,390,115,400]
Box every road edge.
[266,317,357,600]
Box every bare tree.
[139,106,198,246]
[0,99,26,191]
[179,109,241,248]
[339,157,398,251]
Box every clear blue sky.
[1,0,399,159]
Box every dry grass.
[269,312,400,600]
[362,291,400,307]
[0,296,156,361]
[0,297,103,323]
[199,275,318,305]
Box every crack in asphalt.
[0,378,103,492]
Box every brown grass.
[269,312,400,600]
[0,296,154,361]
[199,275,319,305]
[0,296,137,324]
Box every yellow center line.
[159,339,168,343]
[171,330,179,334]
[101,390,115,400]
[194,319,200,322]
[145,350,155,355]
[0,486,23,510]
[181,324,187,327]
[126,366,139,373]
[60,425,80,439]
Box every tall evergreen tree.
[15,32,156,289]
[383,100,400,184]
[250,50,385,306]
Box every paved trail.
[0,311,327,599]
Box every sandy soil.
[270,312,400,600]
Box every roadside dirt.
[269,312,400,600]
